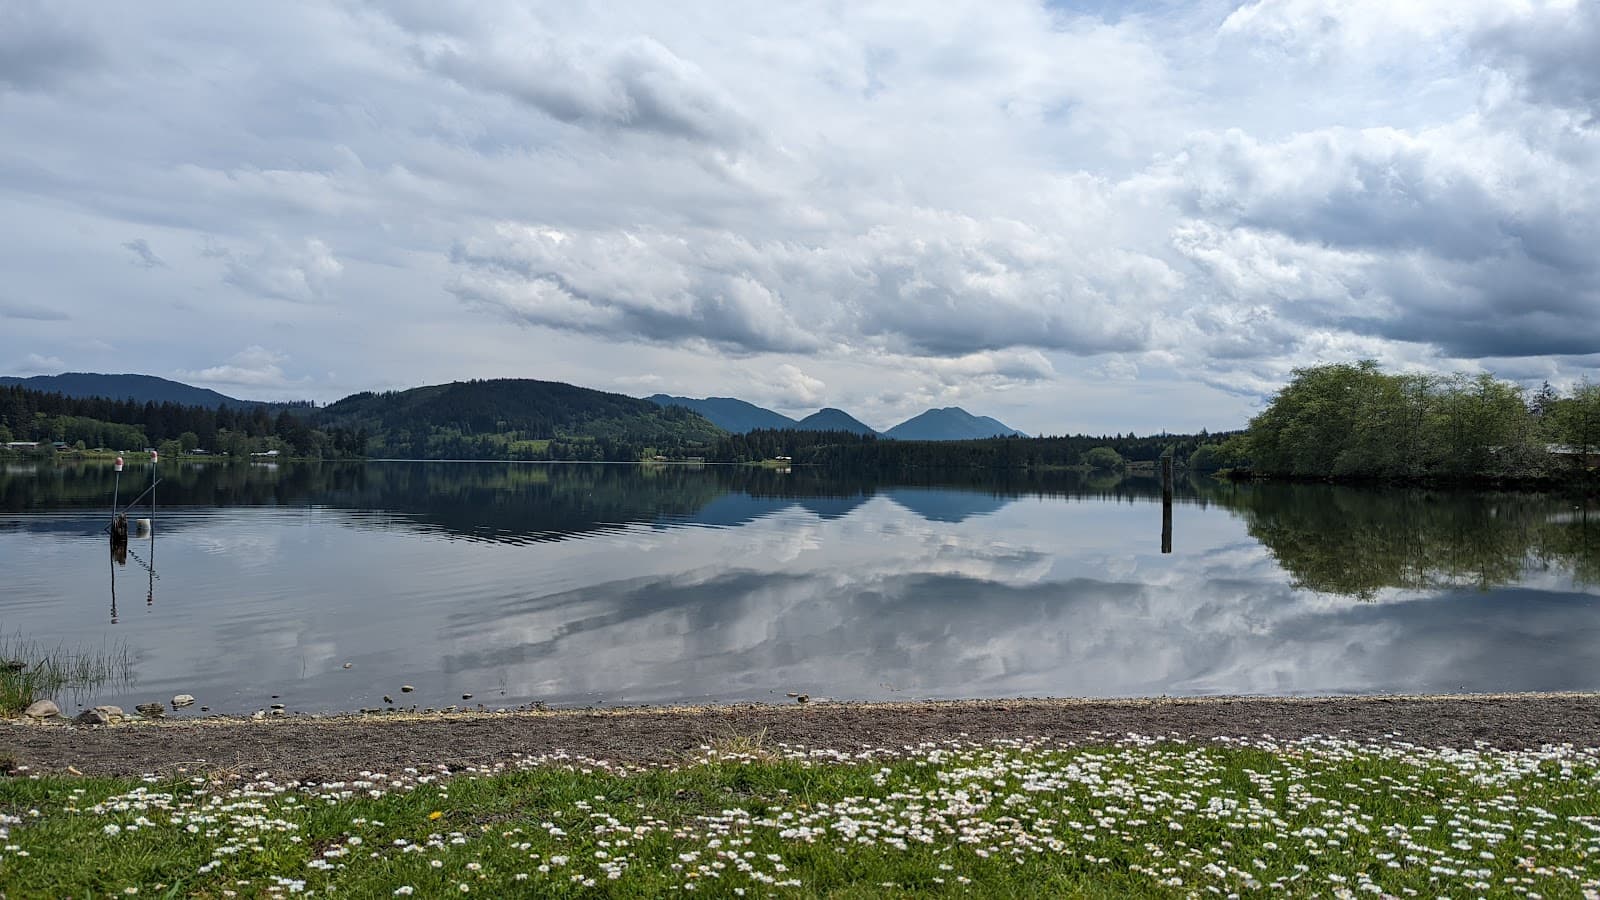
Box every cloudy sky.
[2,0,1597,434]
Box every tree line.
[707,428,1230,470]
[1207,361,1600,482]
[0,385,366,459]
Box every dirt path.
[6,694,1600,780]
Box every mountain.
[646,395,798,434]
[796,408,877,435]
[318,378,724,460]
[884,407,1028,441]
[0,372,253,408]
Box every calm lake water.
[2,460,1598,716]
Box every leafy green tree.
[1187,444,1229,472]
[1085,447,1124,470]
[178,431,199,452]
[1244,362,1553,481]
[1551,380,1600,463]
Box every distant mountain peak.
[795,408,877,435]
[884,407,1027,441]
[646,395,798,434]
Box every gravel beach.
[7,693,1600,779]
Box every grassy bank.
[2,736,1597,896]
[0,634,129,717]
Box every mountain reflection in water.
[0,460,1596,712]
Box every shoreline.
[7,692,1599,779]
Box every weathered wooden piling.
[110,513,128,545]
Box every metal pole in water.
[148,449,157,606]
[112,455,123,521]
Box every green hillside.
[318,378,725,460]
[0,372,256,407]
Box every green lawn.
[2,736,1598,897]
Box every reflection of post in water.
[1160,453,1174,554]
[148,449,157,607]
[109,540,123,624]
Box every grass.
[3,735,1599,896]
[0,633,130,716]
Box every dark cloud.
[0,298,69,321]
[1475,3,1600,118]
[121,238,165,269]
[447,230,823,355]
[1171,126,1600,361]
[418,33,753,145]
[0,3,100,92]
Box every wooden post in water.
[1160,453,1174,554]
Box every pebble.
[461,693,473,700]
[135,702,166,718]
[342,662,353,669]
[171,694,196,708]
[22,699,60,719]
[401,685,415,693]
[383,695,394,704]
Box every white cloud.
[759,363,827,408]
[1,0,1598,426]
[175,346,307,393]
[8,353,66,375]
[216,237,344,303]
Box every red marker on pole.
[114,456,124,472]
[151,449,159,464]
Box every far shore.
[6,692,1598,780]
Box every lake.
[2,460,1598,716]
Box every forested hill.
[0,373,255,408]
[319,379,725,460]
[0,384,361,458]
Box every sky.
[1,0,1597,435]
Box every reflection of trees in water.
[0,461,1183,544]
[1195,480,1600,598]
[9,463,1594,594]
